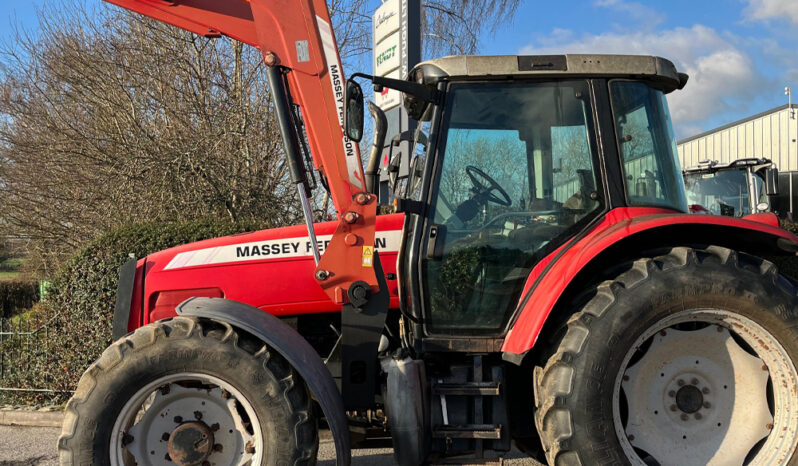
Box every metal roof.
[678,104,798,145]
[413,54,684,91]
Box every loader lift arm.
[104,0,378,301]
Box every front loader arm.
[104,0,378,302]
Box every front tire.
[58,316,318,465]
[534,246,798,465]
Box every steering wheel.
[465,165,511,206]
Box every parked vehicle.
[58,1,798,465]
[683,158,779,216]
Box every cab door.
[419,80,605,335]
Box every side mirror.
[388,153,401,193]
[402,155,423,198]
[766,167,779,196]
[344,79,364,142]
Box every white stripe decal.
[316,15,363,190]
[164,230,403,270]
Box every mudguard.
[176,297,350,466]
[501,207,798,362]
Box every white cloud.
[593,0,666,28]
[520,25,766,137]
[744,0,798,24]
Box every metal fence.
[0,315,72,401]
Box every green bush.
[0,280,39,318]
[0,219,269,405]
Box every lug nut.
[213,443,224,452]
[194,411,203,420]
[702,387,710,394]
[703,402,711,409]
[161,432,170,441]
[681,413,689,421]
[695,413,702,420]
[677,379,685,386]
[165,453,172,462]
[315,270,330,281]
[173,416,183,423]
[668,390,676,397]
[210,423,220,432]
[670,404,678,412]
[691,378,699,385]
[628,435,635,441]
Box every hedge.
[0,219,268,405]
[0,280,39,318]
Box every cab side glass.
[610,81,687,212]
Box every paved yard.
[0,425,543,465]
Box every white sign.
[164,230,403,270]
[374,69,402,111]
[374,32,401,76]
[373,0,400,44]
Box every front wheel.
[534,246,798,466]
[58,316,318,465]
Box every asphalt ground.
[0,425,544,465]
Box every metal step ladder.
[430,355,506,465]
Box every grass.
[0,258,24,281]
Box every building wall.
[677,105,798,171]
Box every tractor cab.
[683,158,779,216]
[348,54,690,340]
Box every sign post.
[372,0,421,202]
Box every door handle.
[427,224,446,260]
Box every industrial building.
[677,104,798,218]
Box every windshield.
[422,80,602,334]
[610,81,687,211]
[684,169,764,216]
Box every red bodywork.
[501,207,797,356]
[128,214,405,332]
[127,208,798,360]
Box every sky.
[1,0,797,139]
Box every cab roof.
[412,54,687,93]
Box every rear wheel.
[534,246,798,465]
[58,316,318,465]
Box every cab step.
[432,424,503,440]
[432,381,501,396]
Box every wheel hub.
[168,421,214,466]
[112,375,260,466]
[618,321,775,465]
[675,385,703,414]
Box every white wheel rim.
[613,309,798,466]
[109,372,263,466]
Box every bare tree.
[0,2,296,270]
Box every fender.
[176,297,350,466]
[501,207,798,362]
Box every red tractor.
[58,1,798,465]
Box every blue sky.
[2,0,797,139]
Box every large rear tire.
[534,246,798,466]
[58,316,318,465]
